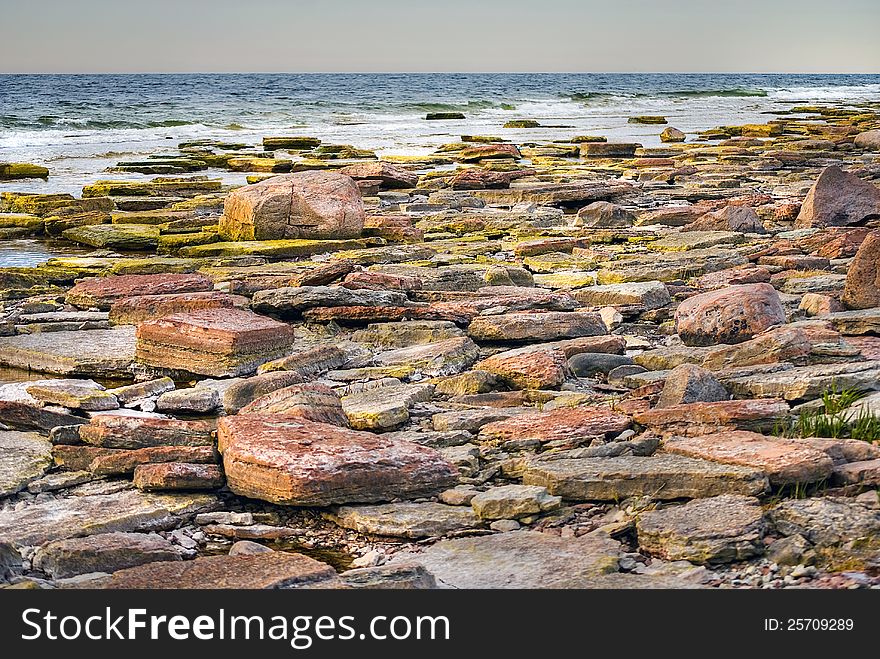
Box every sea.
[1,72,879,265]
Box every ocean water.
[1,72,879,200]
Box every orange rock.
[479,406,631,445]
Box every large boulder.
[842,230,880,310]
[795,166,880,228]
[674,283,786,346]
[219,171,365,241]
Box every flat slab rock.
[33,531,181,579]
[467,311,607,343]
[96,552,342,589]
[66,273,214,310]
[218,415,458,506]
[636,495,766,564]
[327,502,481,538]
[634,399,790,432]
[0,488,216,548]
[341,382,433,431]
[478,406,632,446]
[522,454,768,501]
[723,361,880,401]
[0,431,53,497]
[663,431,833,486]
[0,327,136,377]
[769,497,880,546]
[388,530,622,588]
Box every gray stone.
[33,532,181,579]
[0,431,53,497]
[0,328,136,378]
[572,281,672,310]
[656,363,729,407]
[156,387,220,414]
[470,485,561,520]
[327,502,481,538]
[769,497,880,546]
[569,352,633,377]
[342,382,433,431]
[341,564,438,589]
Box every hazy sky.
[2,0,878,73]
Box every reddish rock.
[475,345,569,389]
[798,227,871,259]
[448,168,533,190]
[302,305,413,324]
[219,171,365,241]
[842,230,880,310]
[799,293,844,317]
[79,415,215,450]
[663,431,833,485]
[773,203,801,222]
[66,273,214,310]
[341,271,423,291]
[479,407,631,445]
[339,162,419,189]
[218,415,458,506]
[363,216,424,243]
[133,462,224,491]
[290,260,357,287]
[693,266,771,290]
[52,445,116,471]
[795,166,880,228]
[675,283,786,346]
[634,399,789,433]
[458,144,522,162]
[109,292,238,325]
[238,382,349,427]
[688,206,765,233]
[88,445,218,476]
[136,308,295,377]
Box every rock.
[426,112,465,120]
[688,206,765,234]
[252,285,408,317]
[340,564,437,589]
[0,489,216,548]
[369,337,479,377]
[0,162,49,180]
[239,383,348,426]
[156,387,220,414]
[228,540,273,556]
[448,168,529,190]
[571,281,671,309]
[799,293,843,316]
[656,364,728,407]
[458,144,521,162]
[435,370,499,396]
[854,129,880,151]
[353,320,464,348]
[568,352,633,377]
[98,552,341,589]
[133,462,224,491]
[470,485,561,520]
[327,502,480,538]
[575,202,634,228]
[109,292,238,325]
[218,415,458,506]
[724,361,880,401]
[135,308,295,377]
[842,230,880,310]
[107,378,176,405]
[87,445,217,476]
[339,162,418,189]
[79,415,214,449]
[580,142,641,157]
[795,166,880,228]
[675,284,786,346]
[821,309,880,335]
[389,530,621,588]
[219,171,365,241]
[66,273,213,310]
[475,344,568,389]
[636,495,765,564]
[25,380,118,411]
[660,127,686,143]
[483,265,534,287]
[0,431,53,497]
[522,454,768,501]
[663,431,833,486]
[342,382,433,431]
[0,328,136,378]
[479,407,631,446]
[262,136,321,150]
[769,497,880,546]
[633,399,789,433]
[62,224,160,250]
[467,311,606,343]
[32,532,180,579]
[432,408,522,433]
[765,534,812,566]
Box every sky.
[1,0,878,73]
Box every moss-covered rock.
[157,231,221,254]
[503,119,541,128]
[262,136,322,150]
[43,211,111,236]
[628,116,667,124]
[0,213,45,233]
[62,224,160,251]
[81,178,222,198]
[179,237,381,259]
[0,163,49,180]
[226,157,293,173]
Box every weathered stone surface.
[656,364,728,407]
[700,326,821,371]
[0,489,216,548]
[62,224,160,250]
[340,563,437,589]
[769,497,880,546]
[239,382,348,426]
[832,459,880,486]
[663,431,833,486]
[66,273,214,310]
[218,415,458,506]
[842,230,880,310]
[88,445,217,476]
[575,201,634,228]
[107,377,175,405]
[79,415,214,449]
[370,337,479,377]
[479,407,631,446]
[675,284,786,346]
[328,502,480,538]
[155,387,220,414]
[821,309,880,336]
[660,127,686,143]
[467,312,606,343]
[136,308,295,377]
[339,162,418,189]
[0,431,53,497]
[99,552,342,589]
[110,292,238,325]
[634,399,789,433]
[571,281,671,309]
[388,530,621,588]
[475,344,568,389]
[352,320,463,348]
[33,532,180,579]
[0,328,136,377]
[252,285,408,317]
[723,361,880,401]
[470,485,561,520]
[636,495,765,564]
[568,352,633,377]
[522,454,768,501]
[219,171,365,241]
[688,206,765,234]
[133,462,224,491]
[799,293,843,317]
[342,382,433,431]
[854,129,880,151]
[25,380,118,411]
[795,166,880,228]
[199,371,305,414]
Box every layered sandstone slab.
[218,415,458,506]
[66,273,214,310]
[136,308,295,377]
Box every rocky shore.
[2,106,880,589]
